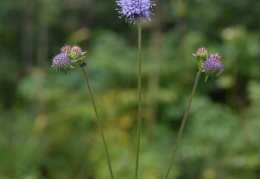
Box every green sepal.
[205,75,209,82]
[197,58,205,72]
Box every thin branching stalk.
[135,19,142,179]
[82,65,114,179]
[164,71,201,179]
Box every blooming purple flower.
[52,53,71,72]
[116,0,156,23]
[204,57,223,77]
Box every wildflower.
[70,46,83,59]
[52,53,71,72]
[61,45,72,55]
[195,47,209,59]
[116,0,156,23]
[210,53,222,60]
[204,57,223,78]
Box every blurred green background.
[1,0,260,178]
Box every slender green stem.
[82,66,114,179]
[164,71,201,179]
[135,19,142,179]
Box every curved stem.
[82,66,114,179]
[164,71,201,179]
[135,19,142,179]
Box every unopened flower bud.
[70,46,82,59]
[195,47,209,59]
[61,45,72,55]
[52,53,71,72]
[210,53,222,60]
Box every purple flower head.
[52,53,71,72]
[116,0,156,23]
[204,57,223,78]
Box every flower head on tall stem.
[51,45,114,179]
[116,0,156,23]
[164,47,224,179]
[116,1,155,176]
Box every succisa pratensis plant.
[52,45,114,179]
[116,0,155,178]
[164,47,224,179]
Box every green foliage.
[1,0,260,178]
